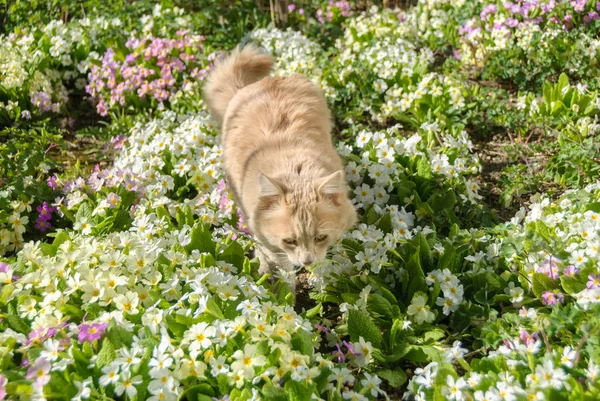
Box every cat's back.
[222,73,332,144]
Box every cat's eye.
[283,238,297,246]
[314,235,328,243]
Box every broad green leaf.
[347,309,383,348]
[291,329,313,358]
[532,273,557,298]
[406,252,427,301]
[376,368,407,387]
[284,380,315,401]
[368,293,394,319]
[560,276,586,295]
[96,338,116,369]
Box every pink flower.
[0,374,6,400]
[26,358,51,387]
[0,262,9,273]
[563,265,579,277]
[587,274,600,289]
[542,291,563,305]
[519,329,538,345]
[78,322,107,343]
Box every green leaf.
[219,241,245,268]
[406,252,427,301]
[175,204,194,228]
[284,380,315,401]
[107,325,134,349]
[310,292,342,304]
[303,302,322,319]
[0,284,14,305]
[532,273,557,298]
[368,293,394,319]
[206,297,225,320]
[428,189,456,213]
[378,286,398,306]
[417,233,433,271]
[417,157,433,179]
[347,309,383,348]
[560,276,586,295]
[6,314,29,334]
[178,383,215,401]
[261,383,287,401]
[291,329,313,358]
[187,222,215,255]
[376,368,407,387]
[96,338,116,369]
[535,220,553,242]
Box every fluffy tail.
[204,45,275,125]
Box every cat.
[204,44,357,291]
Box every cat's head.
[250,171,357,267]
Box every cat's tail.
[204,45,275,126]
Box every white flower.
[444,376,467,401]
[114,371,142,397]
[560,346,576,368]
[352,337,373,367]
[99,363,120,386]
[407,294,435,324]
[186,322,216,351]
[231,343,267,379]
[71,379,92,401]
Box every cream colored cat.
[204,45,357,290]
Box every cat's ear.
[318,171,344,194]
[318,171,345,205]
[258,174,286,197]
[258,174,285,211]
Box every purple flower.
[572,0,588,13]
[78,322,107,343]
[26,358,51,387]
[587,274,600,289]
[48,175,59,190]
[520,329,538,345]
[480,4,497,19]
[217,179,227,192]
[563,265,579,277]
[343,340,361,357]
[0,374,6,400]
[584,11,599,23]
[36,202,55,220]
[542,291,563,305]
[298,8,305,15]
[106,192,121,208]
[0,262,9,273]
[453,50,461,60]
[333,343,345,362]
[31,92,52,112]
[314,324,329,333]
[539,257,559,280]
[288,3,296,12]
[35,219,52,233]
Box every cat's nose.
[301,256,314,266]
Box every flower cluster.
[0,111,384,400]
[456,0,600,89]
[86,33,211,116]
[35,202,55,233]
[250,28,335,98]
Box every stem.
[527,351,536,372]
[539,327,551,353]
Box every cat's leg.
[255,245,272,276]
[256,245,297,293]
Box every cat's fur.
[204,45,357,290]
